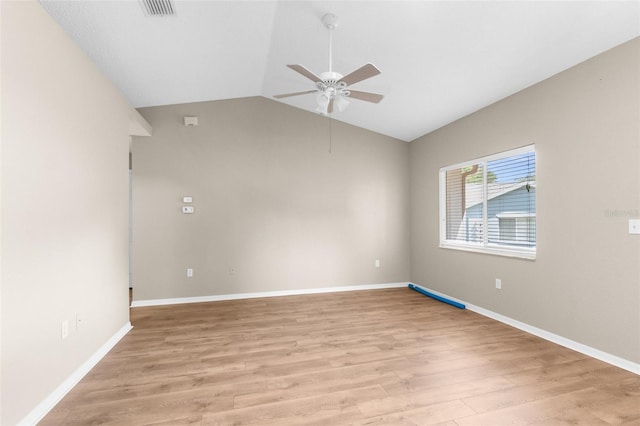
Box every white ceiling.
[41,1,639,142]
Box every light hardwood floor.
[41,288,640,425]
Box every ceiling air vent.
[140,0,175,16]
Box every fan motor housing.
[319,71,343,84]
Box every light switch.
[629,219,640,234]
[182,206,194,214]
[183,196,193,203]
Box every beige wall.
[132,98,410,301]
[1,2,132,424]
[410,38,640,363]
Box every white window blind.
[439,145,536,259]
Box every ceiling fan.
[274,13,384,115]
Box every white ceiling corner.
[40,1,640,142]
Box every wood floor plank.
[56,377,267,409]
[201,385,386,425]
[461,372,630,414]
[562,385,640,423]
[39,288,640,425]
[59,387,235,426]
[454,393,579,425]
[355,399,477,425]
[141,415,203,426]
[389,375,515,407]
[520,406,611,426]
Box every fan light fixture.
[314,72,351,114]
[274,13,384,115]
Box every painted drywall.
[410,38,640,364]
[132,97,410,301]
[1,2,133,424]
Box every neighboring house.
[463,181,536,247]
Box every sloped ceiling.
[41,1,639,141]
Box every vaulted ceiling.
[41,1,639,141]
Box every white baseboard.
[19,322,133,426]
[131,282,409,307]
[409,283,640,376]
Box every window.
[439,145,536,259]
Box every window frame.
[439,145,536,260]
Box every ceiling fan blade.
[347,90,384,103]
[287,64,322,83]
[339,63,381,86]
[274,90,317,99]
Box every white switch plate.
[61,320,69,339]
[495,278,502,290]
[183,196,193,203]
[187,268,193,277]
[629,219,640,234]
[182,206,194,214]
[375,259,380,268]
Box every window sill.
[440,242,536,260]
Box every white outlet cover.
[183,196,193,203]
[629,219,640,234]
[182,206,194,214]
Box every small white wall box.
[184,116,198,127]
[182,206,194,214]
[182,196,193,203]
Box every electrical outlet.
[495,278,502,290]
[61,320,69,339]
[187,268,193,278]
[229,267,236,276]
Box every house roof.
[40,1,639,142]
[466,181,536,209]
